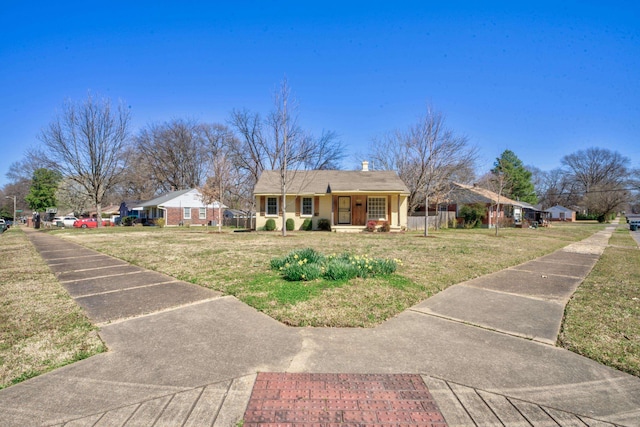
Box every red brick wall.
[165,207,221,226]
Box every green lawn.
[52,222,603,327]
[559,225,640,377]
[6,220,638,389]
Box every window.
[302,197,313,216]
[183,207,191,220]
[267,197,278,216]
[199,207,206,220]
[367,197,387,220]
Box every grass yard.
[0,228,106,390]
[52,222,603,328]
[559,225,640,377]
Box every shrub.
[270,248,399,282]
[265,218,276,231]
[302,218,312,231]
[122,216,134,226]
[286,218,295,231]
[379,221,390,232]
[323,259,359,281]
[365,220,377,232]
[577,213,598,220]
[270,248,324,270]
[459,203,486,228]
[155,218,165,228]
[282,262,322,281]
[317,218,331,231]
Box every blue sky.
[1,2,639,187]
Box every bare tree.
[561,147,631,218]
[370,106,477,235]
[228,79,345,235]
[135,119,209,193]
[56,179,92,216]
[38,93,131,225]
[199,123,237,231]
[114,146,160,201]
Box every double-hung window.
[183,207,191,220]
[199,207,206,220]
[367,197,387,221]
[302,197,313,216]
[266,197,278,216]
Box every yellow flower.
[294,254,299,259]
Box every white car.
[53,216,78,227]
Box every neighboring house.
[131,188,225,226]
[545,205,576,222]
[253,161,410,232]
[449,183,524,227]
[519,201,549,225]
[88,204,121,222]
[119,200,141,220]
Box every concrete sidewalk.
[1,224,638,426]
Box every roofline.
[255,190,410,196]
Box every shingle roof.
[451,183,524,206]
[254,170,410,195]
[134,189,192,208]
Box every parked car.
[0,219,6,233]
[73,218,112,228]
[53,216,79,227]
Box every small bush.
[323,259,359,281]
[270,248,325,270]
[265,218,276,231]
[286,218,295,231]
[366,220,377,232]
[459,203,486,228]
[379,221,390,232]
[270,248,400,282]
[282,262,322,281]
[155,218,165,228]
[122,216,134,226]
[317,218,331,231]
[302,218,312,231]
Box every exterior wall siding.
[165,207,220,226]
[255,194,408,231]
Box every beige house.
[254,162,410,232]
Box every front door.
[352,197,366,226]
[338,196,351,224]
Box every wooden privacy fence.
[407,212,456,231]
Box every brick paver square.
[244,373,447,426]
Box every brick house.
[449,182,524,228]
[132,188,225,226]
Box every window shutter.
[387,195,391,221]
[259,196,265,216]
[314,196,320,216]
[295,197,300,217]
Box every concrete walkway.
[1,223,639,426]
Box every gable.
[450,183,522,206]
[254,170,409,195]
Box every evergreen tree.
[492,150,538,204]
[26,168,62,212]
